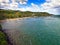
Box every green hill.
[0,9,52,20]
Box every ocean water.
[1,16,60,45]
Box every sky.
[0,0,60,15]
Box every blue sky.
[27,0,45,5]
[0,0,60,15]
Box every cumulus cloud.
[12,0,28,4]
[41,0,60,14]
[19,0,28,4]
[19,3,43,12]
[0,0,10,3]
[20,0,60,14]
[0,0,18,9]
[0,0,28,10]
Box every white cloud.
[12,0,28,4]
[19,0,60,15]
[0,0,28,9]
[41,0,60,14]
[20,1,27,4]
[19,0,28,4]
[0,0,10,3]
[10,2,18,8]
[19,3,42,12]
[0,0,19,10]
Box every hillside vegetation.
[0,9,52,20]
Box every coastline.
[0,17,32,22]
[0,30,13,45]
[0,16,51,23]
[0,25,13,45]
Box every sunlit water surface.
[1,16,60,45]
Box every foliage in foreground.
[0,31,8,45]
[0,25,8,45]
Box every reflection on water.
[1,16,60,45]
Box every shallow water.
[1,16,60,45]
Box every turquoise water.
[1,16,60,45]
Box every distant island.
[0,9,52,20]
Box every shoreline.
[0,17,32,22]
[0,30,13,45]
[0,16,51,22]
[0,25,13,45]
